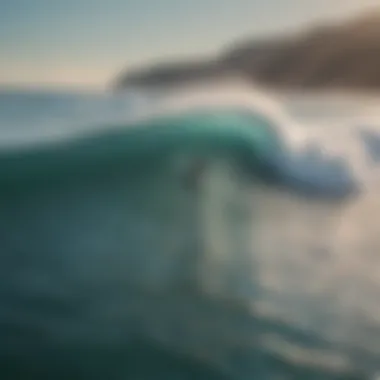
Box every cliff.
[114,11,380,90]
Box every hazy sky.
[0,0,378,88]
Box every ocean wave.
[0,85,367,198]
[1,86,380,378]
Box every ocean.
[0,84,380,379]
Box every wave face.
[1,85,380,379]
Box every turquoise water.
[0,88,380,379]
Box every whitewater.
[1,82,380,379]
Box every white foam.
[127,82,380,196]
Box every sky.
[0,0,379,89]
